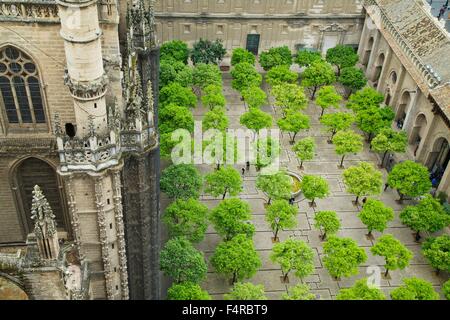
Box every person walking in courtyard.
[242,168,246,176]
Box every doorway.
[246,34,260,56]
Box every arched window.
[0,46,46,126]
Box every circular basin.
[287,171,302,197]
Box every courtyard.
[160,66,449,300]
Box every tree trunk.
[217,163,221,170]
[300,160,304,168]
[311,86,318,99]
[384,268,389,278]
[381,151,389,167]
[291,132,297,143]
[368,229,372,237]
[283,270,290,283]
[355,195,359,204]
[311,198,316,206]
[384,183,389,191]
[346,88,352,99]
[322,232,327,241]
[274,224,279,240]
[268,197,272,205]
[399,193,404,202]
[368,132,373,143]
[337,66,341,77]
[321,108,325,118]
[222,187,228,200]
[340,155,345,168]
[232,271,237,284]
[415,231,421,241]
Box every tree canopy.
[336,278,386,300]
[343,162,383,203]
[160,164,203,200]
[159,103,195,134]
[371,234,413,277]
[241,86,267,109]
[191,38,226,65]
[277,111,310,143]
[167,282,211,300]
[163,198,209,243]
[240,108,273,135]
[323,236,367,279]
[256,171,292,204]
[282,284,316,300]
[160,237,208,284]
[356,106,395,142]
[211,234,261,284]
[390,277,440,300]
[422,235,450,273]
[159,82,197,108]
[388,161,432,200]
[266,65,299,87]
[270,239,315,281]
[231,62,263,93]
[271,83,308,116]
[314,211,341,240]
[320,112,355,140]
[358,199,394,235]
[371,128,407,167]
[224,283,267,300]
[326,45,359,76]
[293,137,316,168]
[400,194,450,240]
[204,166,243,199]
[296,50,323,68]
[160,40,190,64]
[231,48,256,66]
[266,200,298,240]
[332,130,363,167]
[339,67,367,98]
[443,279,450,300]
[300,175,330,206]
[302,61,336,99]
[201,85,226,110]
[346,87,384,113]
[193,63,222,90]
[259,46,293,71]
[315,85,342,117]
[210,198,255,241]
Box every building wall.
[154,0,365,53]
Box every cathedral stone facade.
[0,0,449,300]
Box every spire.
[31,185,60,260]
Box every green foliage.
[332,130,363,167]
[231,62,262,92]
[339,67,367,97]
[202,107,229,132]
[259,46,292,71]
[282,284,316,300]
[241,86,267,109]
[159,103,194,134]
[160,164,203,200]
[343,162,383,202]
[240,107,272,134]
[390,277,440,300]
[371,234,413,275]
[160,237,207,284]
[302,61,336,99]
[277,111,310,143]
[326,45,359,75]
[203,133,240,166]
[204,166,243,199]
[159,83,197,108]
[400,194,450,238]
[300,175,330,204]
[224,283,267,300]
[422,235,450,273]
[371,128,407,165]
[167,282,211,300]
[231,48,256,66]
[346,87,384,113]
[357,106,395,140]
[358,199,394,235]
[266,200,298,238]
[271,84,308,115]
[315,85,342,117]
[323,236,367,279]
[253,137,281,170]
[296,50,323,67]
[193,63,222,90]
[314,211,341,240]
[256,171,292,203]
[320,112,355,140]
[210,198,255,241]
[160,40,189,64]
[336,278,386,300]
[293,137,316,167]
[443,279,450,300]
[159,60,178,89]
[191,38,226,65]
[175,64,194,88]
[201,86,226,110]
[211,234,261,283]
[266,65,298,87]
[388,161,432,198]
[270,239,315,280]
[163,199,209,243]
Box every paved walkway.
[160,70,449,300]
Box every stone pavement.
[160,70,449,300]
